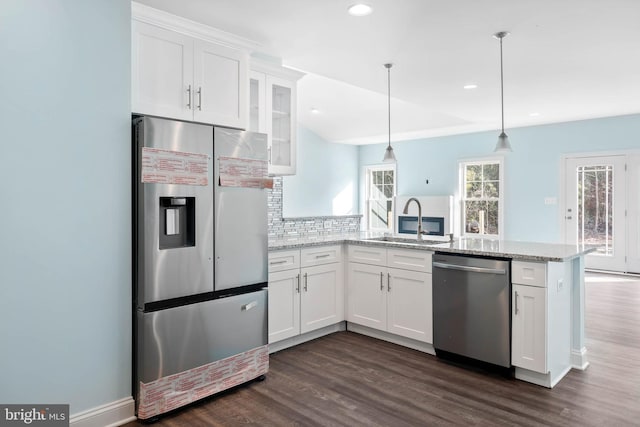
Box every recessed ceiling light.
[348,4,373,16]
[463,84,478,90]
[529,112,540,117]
[310,108,320,114]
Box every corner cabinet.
[249,61,304,175]
[347,246,433,344]
[132,6,249,129]
[268,245,344,345]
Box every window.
[365,165,396,232]
[460,159,503,237]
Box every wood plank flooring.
[125,272,640,426]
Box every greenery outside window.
[460,159,503,237]
[365,165,396,232]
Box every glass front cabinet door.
[249,65,303,176]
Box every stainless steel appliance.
[432,253,511,368]
[132,116,269,420]
[395,195,453,237]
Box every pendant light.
[382,63,397,163]
[493,31,513,152]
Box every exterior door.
[564,155,626,271]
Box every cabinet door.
[346,263,386,330]
[249,71,266,133]
[268,269,301,344]
[386,268,432,343]
[194,39,248,129]
[300,263,344,334]
[132,20,193,121]
[512,284,547,373]
[266,75,296,175]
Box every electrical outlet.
[557,279,564,292]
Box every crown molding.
[132,2,261,52]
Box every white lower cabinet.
[387,268,432,343]
[511,260,572,388]
[268,246,343,344]
[300,263,344,333]
[347,263,387,330]
[346,246,433,344]
[512,283,547,373]
[268,268,301,343]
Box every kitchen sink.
[365,236,444,245]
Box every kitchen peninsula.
[268,233,592,388]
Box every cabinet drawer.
[512,261,547,287]
[387,248,432,273]
[268,249,300,272]
[300,245,342,267]
[347,245,386,265]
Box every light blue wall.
[283,126,359,217]
[0,0,131,415]
[359,114,640,242]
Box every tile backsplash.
[268,177,361,239]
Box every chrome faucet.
[402,197,423,241]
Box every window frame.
[364,164,397,233]
[458,157,505,239]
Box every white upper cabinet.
[132,21,194,121]
[193,39,247,128]
[132,4,252,129]
[249,60,304,175]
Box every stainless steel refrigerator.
[132,116,269,420]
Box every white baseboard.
[571,347,589,370]
[269,323,346,354]
[70,397,136,427]
[346,323,435,355]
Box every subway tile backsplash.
[268,177,361,239]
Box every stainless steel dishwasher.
[432,253,511,368]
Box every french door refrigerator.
[132,116,269,420]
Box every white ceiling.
[135,0,640,144]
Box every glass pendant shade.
[383,144,396,163]
[494,131,512,152]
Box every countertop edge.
[268,236,592,262]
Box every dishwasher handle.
[432,261,507,275]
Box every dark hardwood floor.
[126,272,640,426]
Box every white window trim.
[364,163,397,233]
[458,156,504,239]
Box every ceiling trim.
[132,2,262,52]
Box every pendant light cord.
[500,36,505,134]
[387,64,391,149]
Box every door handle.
[296,274,300,293]
[186,85,192,109]
[380,272,383,291]
[515,291,519,315]
[387,273,391,291]
[304,273,308,292]
[197,87,202,110]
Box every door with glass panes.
[564,155,626,271]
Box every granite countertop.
[269,233,594,262]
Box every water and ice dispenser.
[159,196,195,249]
